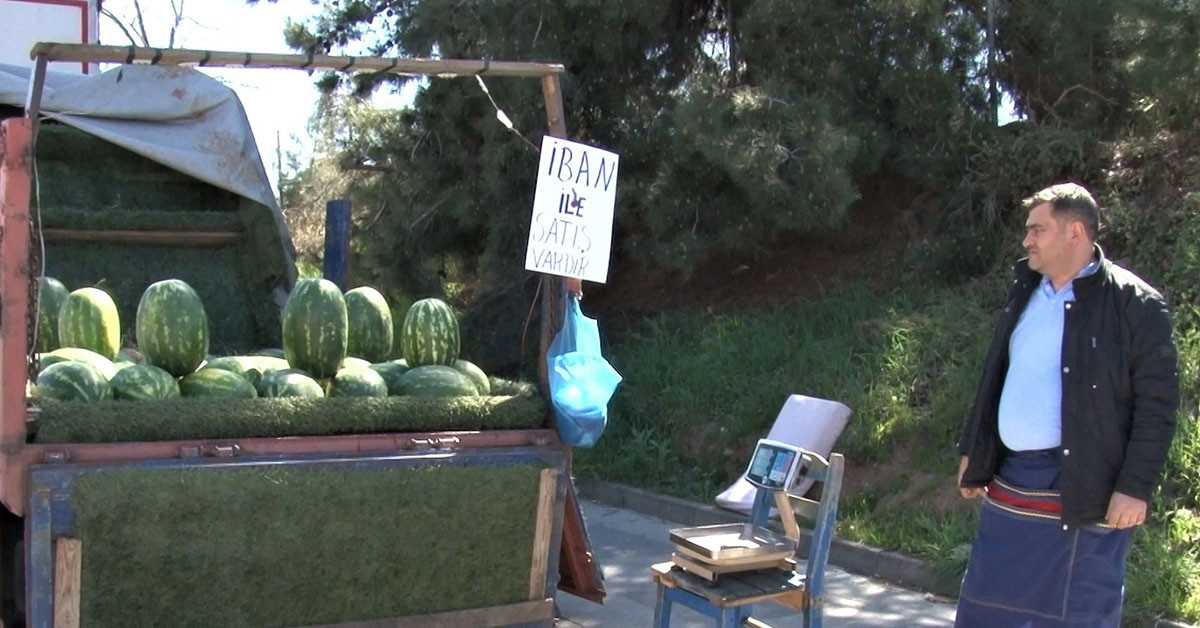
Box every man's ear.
[1069,220,1086,240]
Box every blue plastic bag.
[547,296,622,447]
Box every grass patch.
[74,463,545,627]
[35,394,546,443]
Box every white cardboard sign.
[525,135,618,283]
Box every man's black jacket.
[957,245,1179,528]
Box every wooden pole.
[0,119,33,461]
[28,43,564,78]
[40,228,243,247]
[538,74,570,397]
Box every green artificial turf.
[35,395,548,444]
[73,462,547,627]
[34,123,292,354]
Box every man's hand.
[958,456,984,499]
[1106,491,1147,529]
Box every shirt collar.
[1040,259,1099,296]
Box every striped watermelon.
[35,277,69,353]
[252,348,286,359]
[180,369,258,399]
[136,280,210,377]
[370,359,410,396]
[257,369,325,398]
[35,361,112,402]
[39,347,119,380]
[58,287,121,359]
[204,356,291,387]
[115,348,144,365]
[282,278,348,379]
[400,298,460,367]
[396,365,478,398]
[452,359,490,395]
[110,364,180,400]
[345,287,394,362]
[329,366,388,398]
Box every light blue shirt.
[998,260,1099,451]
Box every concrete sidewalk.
[556,498,957,627]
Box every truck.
[0,42,603,627]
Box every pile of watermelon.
[30,276,490,404]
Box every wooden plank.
[671,553,717,582]
[798,452,830,481]
[41,228,243,247]
[673,541,793,567]
[662,564,805,608]
[299,598,554,628]
[672,552,792,577]
[0,118,34,479]
[557,483,606,602]
[53,537,81,628]
[29,43,564,78]
[774,491,802,541]
[528,468,558,599]
[787,495,821,521]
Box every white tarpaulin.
[0,62,279,213]
[716,395,851,514]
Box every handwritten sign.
[525,136,618,283]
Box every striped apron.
[955,449,1133,627]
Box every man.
[955,183,1178,627]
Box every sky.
[97,0,413,191]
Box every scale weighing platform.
[667,440,806,581]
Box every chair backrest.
[783,450,845,597]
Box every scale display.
[744,439,805,491]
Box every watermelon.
[282,278,348,379]
[110,364,180,400]
[115,348,144,365]
[204,356,291,387]
[38,347,118,380]
[136,280,210,377]
[206,356,291,374]
[179,369,258,399]
[452,359,490,395]
[252,348,286,359]
[370,360,410,396]
[35,361,112,402]
[345,287,394,362]
[400,298,460,367]
[328,366,388,398]
[257,369,325,398]
[35,277,69,353]
[58,287,121,359]
[341,357,372,370]
[396,365,478,398]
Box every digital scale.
[667,439,808,581]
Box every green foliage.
[636,82,859,269]
[578,279,995,477]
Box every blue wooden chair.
[651,449,845,628]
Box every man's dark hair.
[1022,183,1101,241]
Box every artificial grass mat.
[35,395,548,444]
[74,462,547,627]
